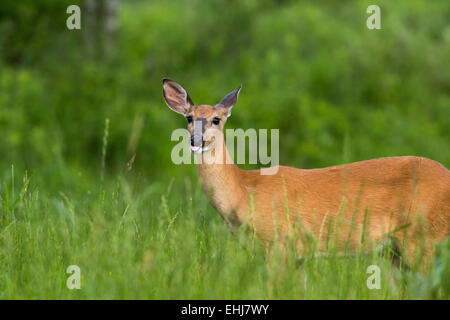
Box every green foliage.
[0,169,449,299]
[0,0,449,177]
[0,0,449,299]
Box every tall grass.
[0,0,449,300]
[0,165,448,299]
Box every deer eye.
[186,116,193,124]
[212,117,221,125]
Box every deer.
[162,78,450,269]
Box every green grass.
[0,0,449,300]
[0,165,448,299]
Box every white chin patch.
[190,146,202,153]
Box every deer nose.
[191,135,202,147]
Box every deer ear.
[162,78,195,115]
[217,85,242,117]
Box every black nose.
[191,135,202,147]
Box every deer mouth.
[190,141,215,154]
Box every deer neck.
[196,136,246,223]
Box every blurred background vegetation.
[0,0,449,190]
[0,0,449,299]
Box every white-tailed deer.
[163,79,450,268]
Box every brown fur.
[163,79,450,267]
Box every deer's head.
[163,79,241,153]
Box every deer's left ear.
[162,78,195,115]
[216,85,242,117]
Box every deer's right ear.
[162,78,194,115]
[216,85,242,117]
